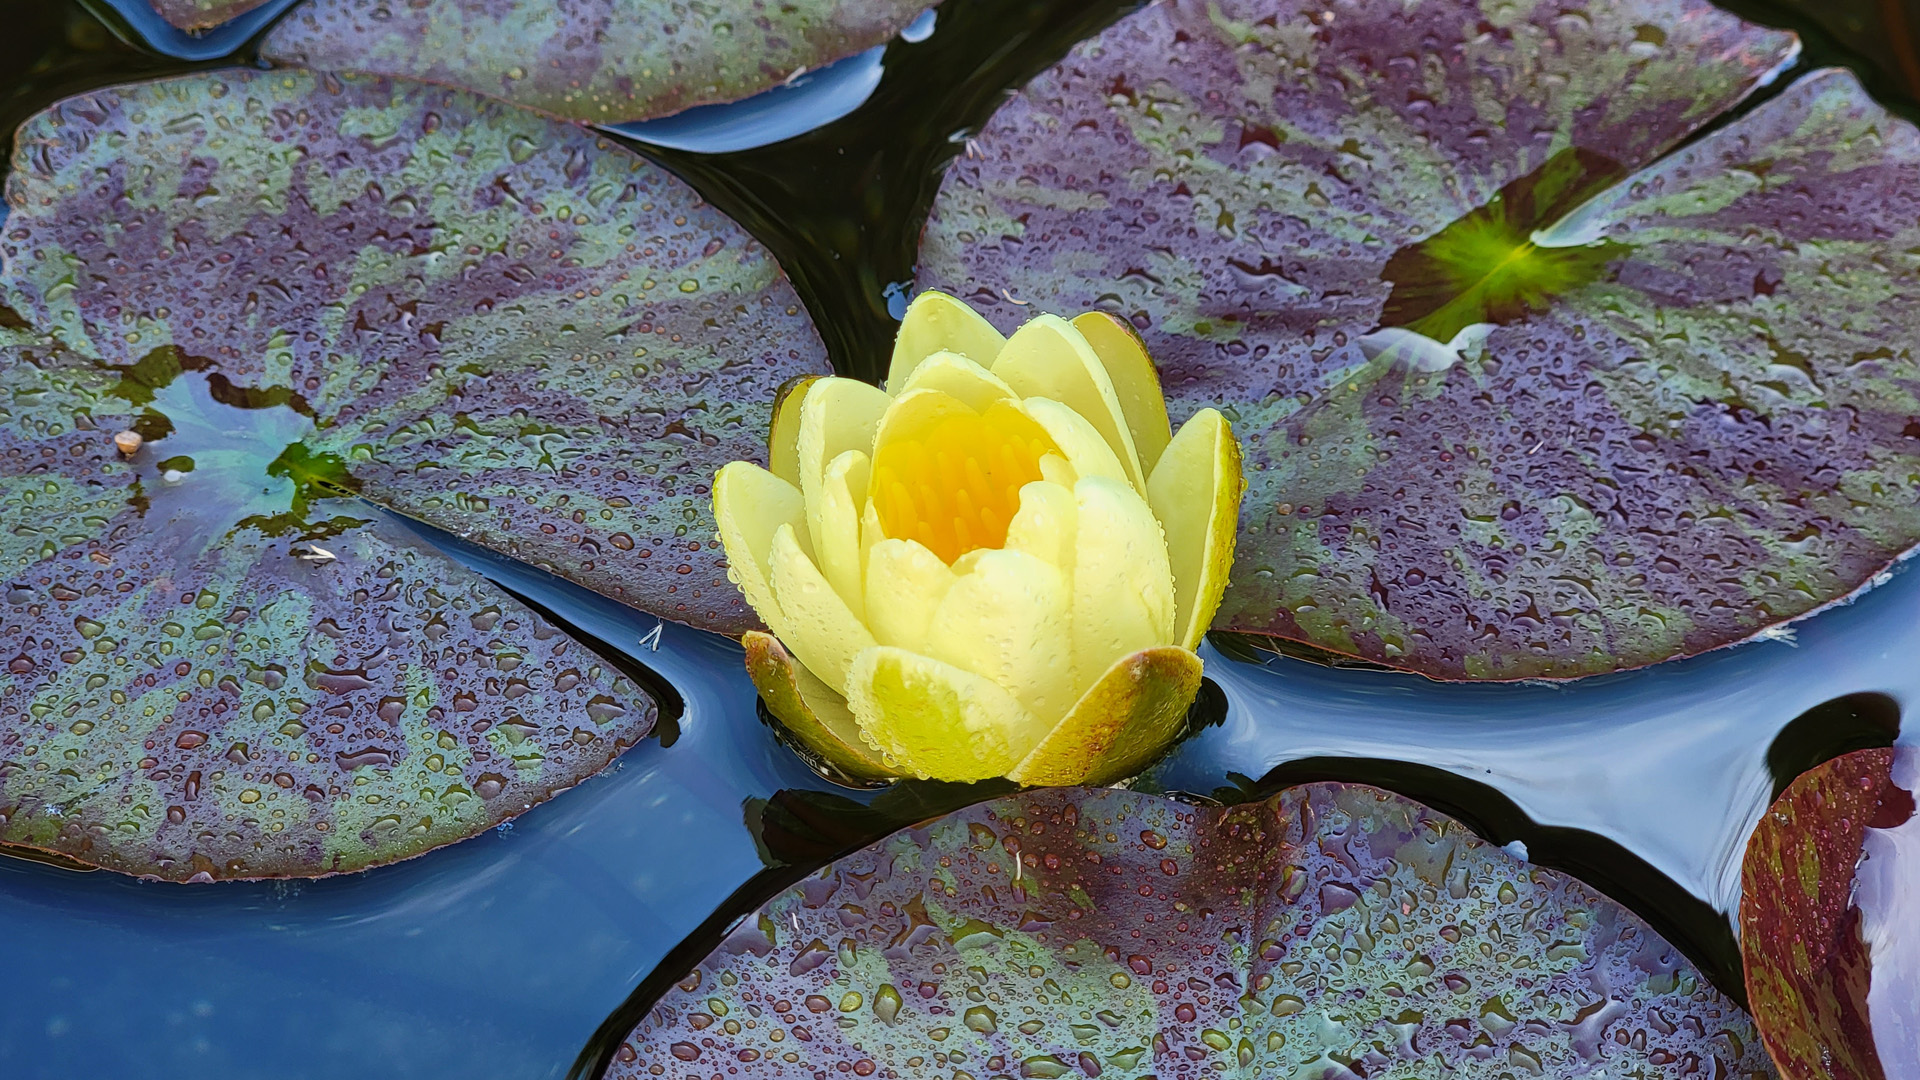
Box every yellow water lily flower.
[714,290,1243,786]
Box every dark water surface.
[1,1,1918,1078]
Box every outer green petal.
[1008,645,1202,787]
[767,374,822,489]
[742,631,895,785]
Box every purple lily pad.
[1741,746,1920,1079]
[0,68,828,879]
[143,0,273,31]
[260,0,939,125]
[606,784,1774,1078]
[922,0,1920,679]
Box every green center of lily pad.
[115,348,363,545]
[1377,146,1633,345]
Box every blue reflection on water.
[605,46,887,154]
[605,5,935,152]
[92,0,301,61]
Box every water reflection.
[603,8,936,153]
[607,46,889,154]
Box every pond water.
[1,1,1918,1078]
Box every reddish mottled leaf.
[923,0,1920,678]
[608,784,1774,1078]
[1742,747,1920,1079]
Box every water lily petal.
[991,313,1146,490]
[1070,476,1175,697]
[1038,452,1077,489]
[924,548,1076,721]
[859,500,886,581]
[1002,479,1077,570]
[712,461,807,637]
[1019,396,1130,486]
[863,537,955,652]
[743,630,895,784]
[886,289,1008,390]
[767,374,822,488]
[797,376,892,552]
[845,646,1046,780]
[768,522,877,695]
[868,385,977,450]
[1009,646,1202,786]
[810,449,871,620]
[1072,311,1172,473]
[1148,408,1244,651]
[895,350,1017,411]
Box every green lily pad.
[260,0,939,125]
[142,0,274,32]
[1740,746,1917,1079]
[604,783,1773,1078]
[0,68,828,878]
[922,0,1920,679]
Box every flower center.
[870,400,1059,563]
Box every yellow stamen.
[871,400,1059,563]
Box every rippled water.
[2,1,1918,1078]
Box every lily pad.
[0,343,656,880]
[921,0,1920,679]
[1741,746,1919,1079]
[4,68,826,635]
[605,783,1773,1078]
[0,68,828,878]
[260,0,939,125]
[143,0,274,32]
